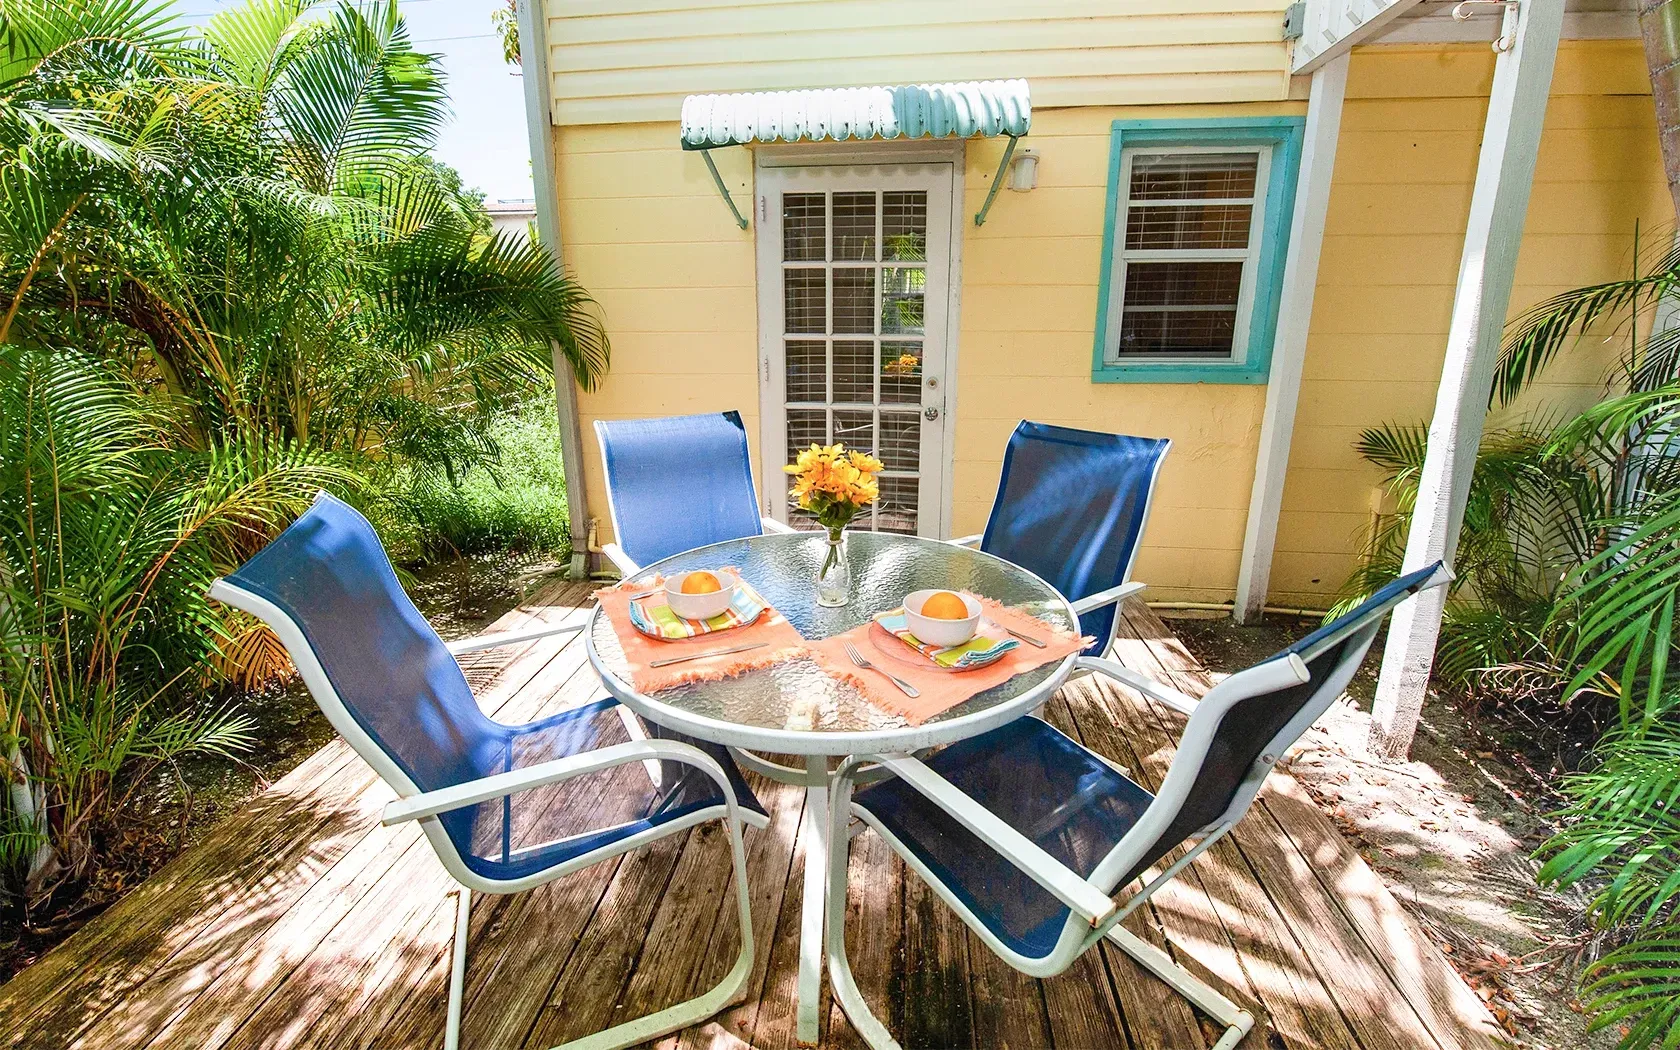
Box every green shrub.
[391,398,571,561]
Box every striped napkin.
[874,609,1019,669]
[628,575,769,639]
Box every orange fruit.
[920,591,969,620]
[680,571,723,595]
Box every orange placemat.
[594,570,809,694]
[807,598,1088,725]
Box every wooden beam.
[517,0,592,580]
[1369,0,1565,760]
[1291,0,1427,75]
[1235,54,1349,624]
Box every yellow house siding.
[555,123,758,536]
[549,36,1661,607]
[543,0,1293,126]
[1266,40,1668,607]
[955,104,1302,602]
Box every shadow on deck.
[0,581,1505,1050]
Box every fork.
[843,641,919,698]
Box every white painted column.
[517,0,592,580]
[1369,0,1565,760]
[1234,54,1349,624]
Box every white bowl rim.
[904,588,982,620]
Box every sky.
[178,0,537,203]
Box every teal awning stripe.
[680,80,1030,150]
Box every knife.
[649,641,766,668]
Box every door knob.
[924,406,940,420]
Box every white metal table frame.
[585,534,1081,1046]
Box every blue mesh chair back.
[1116,560,1447,885]
[224,492,762,884]
[597,411,764,567]
[854,561,1445,959]
[980,422,1169,653]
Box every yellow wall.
[1266,40,1667,606]
[545,0,1294,126]
[555,39,1665,605]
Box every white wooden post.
[517,0,592,580]
[1369,0,1564,760]
[1235,54,1349,624]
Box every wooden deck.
[0,581,1507,1050]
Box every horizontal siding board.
[545,0,1292,124]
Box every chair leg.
[440,816,755,1050]
[446,889,470,1050]
[546,813,756,1050]
[1105,924,1254,1050]
[824,774,902,1050]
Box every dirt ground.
[0,551,566,982]
[1169,610,1612,1050]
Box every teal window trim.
[1091,116,1305,385]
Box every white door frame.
[754,147,965,538]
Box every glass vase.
[816,526,852,607]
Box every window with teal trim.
[1092,118,1304,384]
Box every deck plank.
[0,586,1505,1050]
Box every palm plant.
[1362,232,1680,1049]
[0,0,610,904]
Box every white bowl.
[903,590,982,648]
[665,571,736,621]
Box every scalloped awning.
[679,80,1031,150]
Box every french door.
[756,164,954,536]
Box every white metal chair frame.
[209,578,764,1050]
[822,569,1446,1050]
[592,417,794,578]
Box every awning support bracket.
[701,150,750,230]
[973,135,1019,227]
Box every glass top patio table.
[586,531,1081,757]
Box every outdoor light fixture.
[1008,148,1039,191]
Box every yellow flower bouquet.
[784,443,884,605]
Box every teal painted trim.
[973,135,1019,226]
[700,149,749,230]
[1090,116,1306,385]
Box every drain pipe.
[1148,600,1332,619]
[518,0,592,582]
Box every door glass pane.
[833,409,874,452]
[832,340,874,404]
[786,408,827,462]
[878,475,918,535]
[881,267,925,335]
[878,411,919,471]
[785,270,826,333]
[783,193,825,261]
[879,341,922,404]
[883,191,927,261]
[833,268,875,334]
[833,192,876,261]
[786,340,826,403]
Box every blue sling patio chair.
[209,493,769,1050]
[823,561,1452,1050]
[952,421,1170,657]
[594,410,795,576]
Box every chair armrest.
[445,620,585,656]
[1074,656,1200,715]
[1069,580,1146,616]
[382,737,743,827]
[946,533,982,548]
[760,516,797,535]
[601,542,640,576]
[873,753,1118,927]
